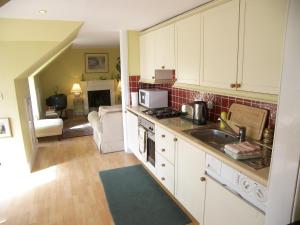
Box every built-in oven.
[138,116,155,170]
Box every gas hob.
[143,107,181,119]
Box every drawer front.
[155,126,176,164]
[156,152,175,195]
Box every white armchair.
[88,105,124,153]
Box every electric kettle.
[193,101,208,125]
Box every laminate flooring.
[0,136,197,225]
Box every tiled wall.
[129,75,277,128]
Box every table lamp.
[71,83,83,116]
[71,83,82,97]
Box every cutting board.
[227,103,268,141]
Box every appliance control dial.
[254,184,267,202]
[240,178,252,193]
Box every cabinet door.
[237,0,288,94]
[154,24,175,70]
[204,177,265,225]
[200,0,239,89]
[175,138,206,224]
[126,111,139,159]
[140,32,155,80]
[175,13,201,85]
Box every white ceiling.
[0,0,211,47]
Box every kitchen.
[122,0,300,225]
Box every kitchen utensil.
[227,103,268,141]
[193,101,208,125]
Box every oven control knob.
[162,134,165,138]
[161,148,166,152]
[161,163,165,167]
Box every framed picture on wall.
[85,53,109,73]
[0,118,12,138]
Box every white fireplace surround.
[81,80,115,114]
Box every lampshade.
[71,83,82,96]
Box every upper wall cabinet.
[140,24,175,81]
[140,32,155,80]
[237,0,288,94]
[154,24,175,70]
[175,14,201,85]
[200,0,240,89]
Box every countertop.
[127,106,270,186]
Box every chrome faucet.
[218,117,246,142]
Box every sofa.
[88,105,124,153]
[34,118,64,140]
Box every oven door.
[147,131,155,167]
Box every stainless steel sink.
[184,128,239,151]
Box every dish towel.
[138,126,147,161]
[224,141,262,160]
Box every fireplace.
[81,80,115,114]
[88,90,111,111]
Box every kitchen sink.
[184,128,239,151]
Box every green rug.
[99,165,191,225]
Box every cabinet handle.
[200,177,206,182]
[236,83,241,88]
[161,66,165,69]
[152,76,155,79]
[173,138,178,142]
[230,83,236,88]
[161,148,166,152]
[161,163,165,167]
[161,177,165,181]
[162,134,165,138]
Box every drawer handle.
[162,134,165,138]
[161,66,165,69]
[173,138,178,142]
[200,177,206,182]
[230,83,236,88]
[236,83,241,88]
[161,148,166,152]
[161,163,165,167]
[161,177,165,181]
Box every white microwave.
[139,89,168,109]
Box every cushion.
[98,105,122,117]
[35,118,63,138]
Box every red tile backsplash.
[129,75,277,128]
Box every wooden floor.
[0,136,197,225]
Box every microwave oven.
[139,89,168,109]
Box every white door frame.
[265,1,300,224]
[119,30,131,153]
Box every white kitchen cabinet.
[140,32,155,81]
[175,13,201,85]
[156,152,175,194]
[175,138,206,224]
[237,0,288,94]
[154,24,175,70]
[126,111,139,159]
[140,24,175,82]
[155,125,176,164]
[200,0,240,89]
[204,177,265,225]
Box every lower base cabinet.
[175,138,206,224]
[204,177,265,225]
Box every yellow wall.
[37,47,120,112]
[0,18,82,173]
[127,31,140,76]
